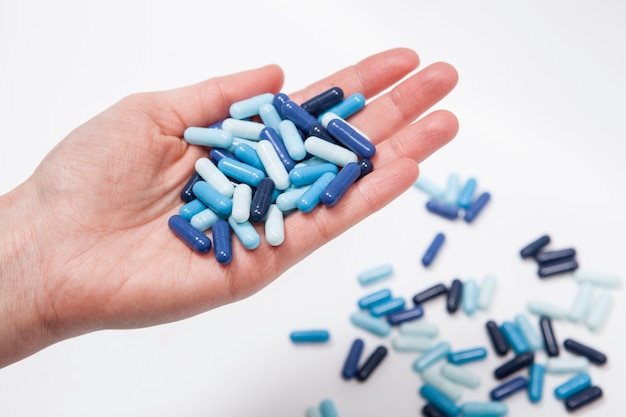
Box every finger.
[288,48,420,104]
[348,61,459,143]
[154,65,285,135]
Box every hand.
[0,47,458,367]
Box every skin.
[0,47,458,368]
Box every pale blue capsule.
[318,92,366,121]
[231,183,252,223]
[278,119,307,161]
[462,278,479,316]
[221,118,265,140]
[586,290,613,332]
[554,372,592,400]
[448,347,488,365]
[358,288,392,309]
[289,163,339,187]
[296,172,336,213]
[195,157,234,198]
[413,175,445,200]
[319,399,339,417]
[515,313,544,352]
[256,140,290,190]
[457,177,477,209]
[477,274,497,310]
[189,208,220,231]
[217,157,265,187]
[228,92,274,119]
[227,216,260,250]
[179,198,207,221]
[568,282,594,322]
[440,363,481,389]
[183,127,234,148]
[527,299,569,320]
[420,366,462,402]
[275,186,310,212]
[349,311,391,337]
[264,204,284,246]
[192,181,233,218]
[545,357,589,374]
[391,335,433,352]
[413,341,451,373]
[443,172,460,206]
[461,402,507,416]
[258,103,282,131]
[399,322,439,338]
[304,136,358,166]
[357,264,394,286]
[574,269,622,288]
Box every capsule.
[425,199,459,220]
[457,177,477,209]
[463,191,490,223]
[421,366,462,401]
[585,290,613,332]
[537,256,578,278]
[441,363,481,389]
[289,162,339,187]
[568,282,594,323]
[231,183,252,223]
[232,142,265,171]
[168,214,212,254]
[490,376,528,401]
[370,297,406,317]
[357,264,394,286]
[563,338,607,365]
[500,321,529,354]
[211,219,232,265]
[448,347,487,365]
[301,87,344,116]
[535,247,576,263]
[304,136,358,167]
[189,208,220,231]
[515,313,543,352]
[574,269,622,288]
[319,399,339,417]
[539,316,560,357]
[183,126,234,148]
[421,403,448,417]
[519,234,551,258]
[320,161,361,206]
[260,127,296,172]
[281,100,318,132]
[221,118,265,140]
[443,172,460,206]
[418,384,461,417]
[264,204,284,246]
[258,103,282,131]
[227,217,261,250]
[209,147,235,164]
[217,157,265,187]
[341,338,364,380]
[357,158,374,179]
[493,351,534,380]
[228,92,274,119]
[256,140,290,190]
[275,186,310,212]
[179,198,207,221]
[326,118,376,159]
[357,288,392,309]
[356,345,387,381]
[528,363,545,403]
[413,283,448,305]
[249,177,275,222]
[289,329,330,343]
[527,299,569,320]
[461,402,507,416]
[545,357,589,374]
[461,279,479,316]
[564,386,603,412]
[278,119,307,161]
[195,157,235,198]
[446,278,463,314]
[486,320,510,356]
[308,122,338,144]
[477,274,497,310]
[421,232,445,267]
[349,311,391,337]
[191,181,233,218]
[296,172,336,213]
[272,92,289,118]
[414,175,445,200]
[554,372,592,400]
[386,305,424,325]
[413,342,451,373]
[318,92,366,121]
[180,171,202,202]
[391,334,433,352]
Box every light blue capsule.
[183,127,234,148]
[477,274,497,310]
[179,198,207,221]
[192,181,233,218]
[568,282,594,323]
[275,186,310,212]
[349,311,391,337]
[370,297,406,317]
[256,140,290,190]
[413,175,445,200]
[228,92,274,119]
[227,216,260,250]
[554,372,592,400]
[358,288,392,309]
[318,92,366,121]
[231,183,252,223]
[545,357,589,374]
[232,142,265,172]
[391,335,433,352]
[195,157,235,198]
[441,363,481,389]
[217,157,265,187]
[189,208,220,231]
[443,172,461,206]
[357,264,394,286]
[448,347,487,365]
[461,401,507,416]
[289,162,339,187]
[500,321,529,354]
[305,405,323,417]
[278,119,306,161]
[457,177,477,208]
[221,118,265,140]
[574,269,622,288]
[586,290,613,332]
[399,321,439,338]
[462,279,479,316]
[527,299,569,320]
[319,399,339,417]
[528,363,545,403]
[421,366,462,402]
[296,172,336,213]
[304,136,358,167]
[264,204,284,246]
[413,341,451,373]
[258,103,282,131]
[515,313,543,352]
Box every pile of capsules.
[168,87,375,263]
[296,177,620,417]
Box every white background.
[1,1,625,416]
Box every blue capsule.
[217,157,265,188]
[289,329,330,343]
[422,232,445,267]
[256,140,290,190]
[414,175,445,200]
[289,162,339,187]
[494,351,534,380]
[461,402,507,417]
[301,86,344,116]
[357,158,374,179]
[554,372,592,400]
[320,161,361,206]
[461,279,479,316]
[209,147,236,165]
[211,219,232,265]
[370,297,405,317]
[190,208,220,231]
[563,338,607,365]
[319,92,366,121]
[319,399,339,417]
[232,143,265,172]
[281,100,318,132]
[250,178,275,222]
[297,172,336,213]
[326,118,376,159]
[180,172,202,203]
[448,347,488,365]
[464,191,491,223]
[538,256,579,278]
[528,363,545,403]
[272,92,290,118]
[520,234,551,258]
[179,198,207,221]
[539,316,560,357]
[386,305,424,325]
[457,177,477,209]
[308,122,338,144]
[500,321,529,354]
[357,264,394,286]
[425,199,459,220]
[191,181,233,218]
[413,283,448,305]
[260,127,296,172]
[341,338,364,380]
[168,214,212,254]
[228,92,274,119]
[515,313,544,352]
[564,386,603,412]
[278,119,306,161]
[358,288,392,309]
[349,311,391,337]
[490,376,528,401]
[413,342,451,373]
[418,384,461,417]
[275,186,310,212]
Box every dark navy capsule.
[446,279,463,313]
[320,162,361,206]
[301,86,344,116]
[563,338,607,365]
[272,92,289,118]
[520,234,551,258]
[180,171,202,203]
[326,118,376,159]
[211,219,232,264]
[356,345,388,381]
[250,178,275,222]
[281,100,318,132]
[209,147,236,164]
[538,256,578,278]
[421,403,448,417]
[260,127,296,172]
[486,320,510,356]
[168,214,212,254]
[308,122,338,144]
[341,338,364,380]
[564,386,603,412]
[422,232,445,267]
[490,376,528,401]
[413,283,448,305]
[425,199,459,220]
[463,191,490,223]
[387,305,424,325]
[539,316,560,357]
[494,351,534,380]
[357,158,374,179]
[535,248,577,263]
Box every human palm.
[17,48,458,344]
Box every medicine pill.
[413,283,448,305]
[217,157,265,187]
[319,92,365,121]
[413,175,445,200]
[585,290,613,332]
[356,345,387,381]
[195,157,235,198]
[457,177,477,209]
[168,214,212,254]
[545,357,589,374]
[399,322,439,338]
[290,330,330,343]
[227,217,261,250]
[221,118,266,140]
[258,103,283,131]
[421,403,448,417]
[319,398,340,417]
[446,278,463,313]
[461,401,507,416]
[568,282,593,323]
[264,204,284,246]
[413,342,451,373]
[211,219,232,265]
[564,386,603,412]
[289,163,339,187]
[369,297,405,317]
[259,127,296,171]
[190,208,220,231]
[192,181,233,218]
[490,376,528,401]
[179,199,206,221]
[421,232,445,267]
[304,136,358,167]
[231,183,253,223]
[232,142,265,171]
[477,274,497,310]
[463,191,490,223]
[461,279,479,316]
[425,199,459,220]
[420,367,462,401]
[443,172,460,206]
[358,288,393,310]
[349,311,391,337]
[256,140,290,190]
[537,256,578,278]
[301,86,344,116]
[493,351,534,380]
[554,372,592,400]
[486,320,510,356]
[563,338,607,365]
[249,177,275,222]
[326,118,376,159]
[297,172,336,213]
[386,305,424,325]
[515,313,543,352]
[320,161,361,206]
[539,316,560,357]
[228,92,274,119]
[341,338,364,380]
[447,347,487,365]
[357,264,394,286]
[528,363,545,403]
[418,384,461,417]
[440,363,481,389]
[180,172,201,202]
[574,269,622,288]
[520,234,551,258]
[184,126,234,148]
[535,248,576,264]
[209,147,235,165]
[281,100,319,132]
[527,299,569,320]
[500,321,529,355]
[391,335,433,352]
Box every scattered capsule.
[448,347,487,365]
[391,334,433,352]
[418,384,461,417]
[320,161,361,206]
[515,313,544,352]
[463,191,490,223]
[443,172,460,206]
[228,92,274,119]
[264,204,284,246]
[446,278,463,314]
[278,119,307,161]
[221,118,266,140]
[191,181,233,218]
[520,234,551,258]
[585,290,613,332]
[168,214,212,254]
[357,264,394,286]
[256,140,291,190]
[490,376,528,401]
[399,322,439,338]
[535,248,576,263]
[319,399,340,417]
[420,366,462,401]
[545,357,589,374]
[564,386,603,412]
[413,342,451,373]
[486,320,510,356]
[356,345,387,382]
[259,127,296,172]
[349,311,391,337]
[527,299,569,320]
[563,338,607,365]
[413,283,448,305]
[538,256,579,278]
[500,321,529,354]
[231,183,253,223]
[425,199,459,220]
[477,274,497,310]
[319,92,366,121]
[554,372,592,400]
[461,402,507,416]
[358,288,393,310]
[195,157,235,198]
[386,305,424,326]
[539,316,560,357]
[461,279,479,316]
[326,118,376,159]
[217,157,265,188]
[189,208,220,231]
[341,338,364,380]
[493,351,534,380]
[574,269,622,288]
[421,232,445,267]
[440,363,481,389]
[258,103,282,131]
[184,126,233,148]
[370,297,405,317]
[457,177,477,209]
[281,100,319,132]
[179,198,207,221]
[289,329,330,343]
[296,172,336,213]
[227,217,261,250]
[528,363,545,403]
[304,135,358,167]
[568,282,594,323]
